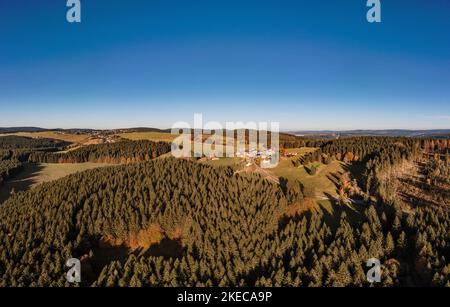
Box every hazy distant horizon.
[2,124,450,133]
[1,1,449,129]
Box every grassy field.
[270,159,345,198]
[200,157,244,170]
[201,147,345,204]
[268,156,349,216]
[234,146,347,208]
[0,162,115,203]
[0,131,90,143]
[284,147,317,155]
[285,158,366,219]
[117,132,177,142]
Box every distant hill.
[114,127,171,133]
[287,129,450,138]
[0,127,51,134]
[2,127,449,139]
[0,127,101,135]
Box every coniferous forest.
[0,135,69,150]
[28,140,171,164]
[0,133,449,287]
[0,136,69,188]
[2,0,449,295]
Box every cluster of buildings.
[236,148,278,168]
[202,148,279,168]
[284,152,298,158]
[235,148,276,159]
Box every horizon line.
[1,126,450,133]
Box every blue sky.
[0,0,449,130]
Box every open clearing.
[269,147,345,200]
[117,132,177,142]
[200,157,244,170]
[0,162,115,203]
[270,159,345,198]
[203,147,346,205]
[284,147,317,155]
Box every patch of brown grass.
[284,197,317,217]
[13,131,90,144]
[117,132,177,142]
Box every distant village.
[203,147,286,168]
[54,129,298,168]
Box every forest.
[0,136,67,188]
[0,135,69,150]
[28,140,171,164]
[0,160,23,188]
[0,134,448,287]
[296,137,422,198]
[0,136,171,189]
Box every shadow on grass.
[326,172,342,195]
[0,163,44,204]
[278,193,369,232]
[318,193,368,230]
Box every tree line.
[0,135,69,187]
[0,135,69,150]
[421,153,450,205]
[296,137,422,199]
[0,136,171,190]
[0,160,23,188]
[422,139,450,154]
[28,140,171,164]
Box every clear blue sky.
[0,0,449,130]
